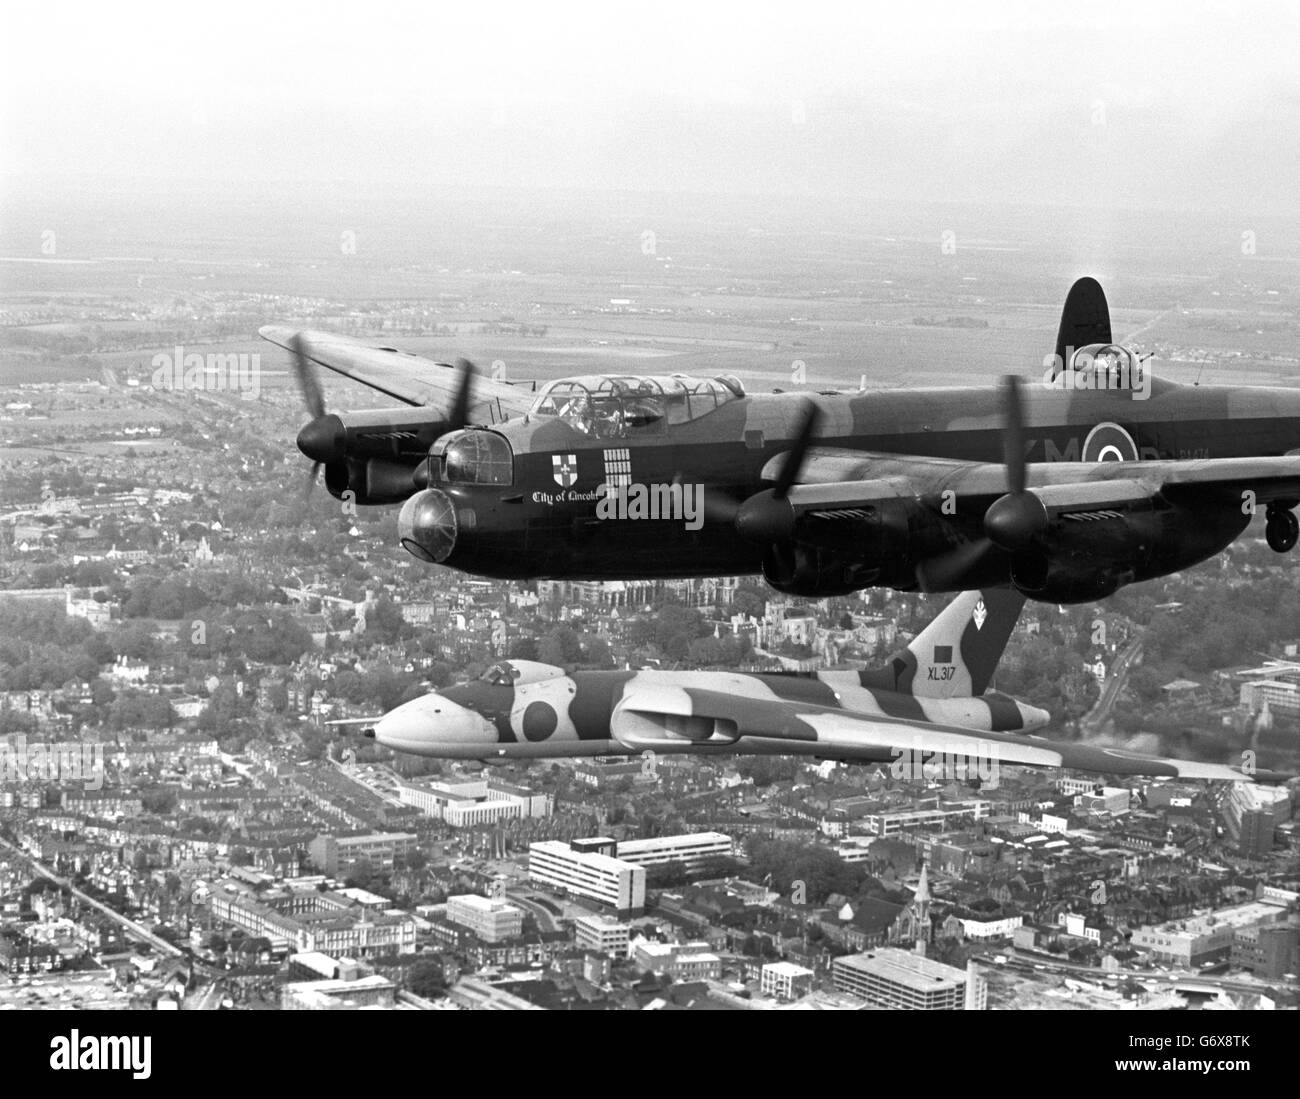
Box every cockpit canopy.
[479,660,566,686]
[529,373,744,439]
[1066,344,1146,391]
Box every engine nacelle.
[324,458,419,506]
[764,498,937,597]
[1010,498,1250,603]
[610,708,739,752]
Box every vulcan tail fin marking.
[861,588,1026,700]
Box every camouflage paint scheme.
[265,279,1300,601]
[367,590,1284,783]
[407,374,1300,583]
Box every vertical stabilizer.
[861,589,1026,699]
[1052,276,1112,377]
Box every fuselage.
[404,375,1300,583]
[369,661,1048,760]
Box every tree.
[582,636,613,667]
[407,959,447,998]
[538,625,583,667]
[141,788,178,815]
[508,637,539,661]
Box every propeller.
[680,399,823,534]
[289,333,334,498]
[450,357,476,431]
[916,374,1048,591]
[412,358,479,491]
[292,333,325,421]
[772,400,821,499]
[732,400,822,544]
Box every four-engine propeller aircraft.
[266,277,1300,603]
[359,589,1285,783]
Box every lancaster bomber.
[265,277,1300,603]
[357,588,1284,783]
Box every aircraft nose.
[297,413,345,463]
[398,488,459,563]
[372,693,497,755]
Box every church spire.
[912,860,932,956]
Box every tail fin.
[861,589,1026,700]
[1052,276,1111,379]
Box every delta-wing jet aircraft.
[360,589,1285,783]
[266,278,1300,603]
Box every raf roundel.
[522,701,559,741]
[1081,422,1139,463]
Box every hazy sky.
[3,1,1298,211]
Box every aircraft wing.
[259,326,533,418]
[611,685,1287,781]
[766,448,1300,512]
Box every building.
[760,961,814,1002]
[963,959,988,1011]
[209,882,418,958]
[573,915,631,957]
[632,940,722,980]
[956,915,1023,941]
[1230,923,1298,980]
[396,778,551,827]
[1240,678,1300,717]
[1131,901,1291,967]
[862,801,990,836]
[613,832,733,872]
[832,948,968,1010]
[1074,786,1131,815]
[573,759,649,789]
[1239,810,1276,859]
[280,973,396,1009]
[446,895,524,943]
[528,840,645,916]
[308,832,418,876]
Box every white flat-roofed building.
[675,952,722,981]
[835,837,877,863]
[574,915,631,957]
[446,894,523,943]
[1240,679,1300,716]
[1075,787,1130,815]
[308,832,417,876]
[614,831,733,871]
[280,973,395,1010]
[833,948,968,1010]
[761,961,814,1002]
[1130,901,1291,967]
[397,778,551,828]
[957,915,1023,941]
[1226,782,1292,826]
[863,801,990,837]
[633,940,721,980]
[529,840,645,916]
